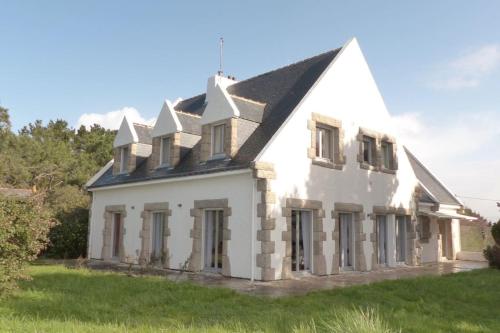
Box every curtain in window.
[152,213,165,260]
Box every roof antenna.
[218,37,224,76]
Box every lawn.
[0,264,499,333]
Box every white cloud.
[76,107,156,130]
[429,44,500,90]
[393,111,500,221]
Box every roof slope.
[133,124,153,145]
[89,48,341,188]
[404,148,461,206]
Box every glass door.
[204,210,224,272]
[395,215,408,263]
[112,213,122,259]
[376,215,388,265]
[339,213,354,270]
[291,210,312,272]
[151,212,166,264]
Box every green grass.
[1,264,499,333]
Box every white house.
[86,38,473,281]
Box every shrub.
[491,222,500,246]
[44,186,90,259]
[0,195,53,294]
[484,245,500,269]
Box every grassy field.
[0,264,499,333]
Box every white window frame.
[159,136,171,167]
[211,123,226,158]
[315,125,333,162]
[119,146,129,173]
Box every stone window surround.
[188,199,232,276]
[113,143,137,175]
[307,112,346,170]
[139,202,172,268]
[369,206,418,269]
[356,127,398,174]
[281,198,327,279]
[200,118,238,162]
[150,132,181,170]
[252,161,277,281]
[101,205,127,262]
[331,203,367,273]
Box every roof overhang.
[419,210,476,221]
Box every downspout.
[250,178,256,282]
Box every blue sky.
[1,1,499,220]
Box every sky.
[1,1,499,221]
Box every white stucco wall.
[256,38,419,278]
[89,170,256,279]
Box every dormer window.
[211,123,226,157]
[119,146,129,173]
[160,136,171,167]
[315,126,333,161]
[362,136,376,166]
[381,140,394,170]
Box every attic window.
[119,146,129,173]
[211,123,225,157]
[160,137,171,167]
[308,113,345,170]
[362,136,376,166]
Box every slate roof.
[89,48,341,189]
[404,148,461,206]
[176,112,201,136]
[133,124,153,145]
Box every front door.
[438,220,451,259]
[377,215,388,266]
[204,210,224,272]
[291,210,312,272]
[339,212,354,270]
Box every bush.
[44,186,90,259]
[491,222,500,246]
[484,245,500,269]
[45,207,89,258]
[0,195,53,294]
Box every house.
[86,38,473,281]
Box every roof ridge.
[133,123,153,128]
[232,48,342,87]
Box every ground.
[1,263,499,333]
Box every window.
[160,136,170,166]
[212,124,225,156]
[315,126,333,161]
[119,146,129,173]
[151,212,166,263]
[381,141,394,169]
[362,136,376,165]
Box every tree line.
[0,106,115,259]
